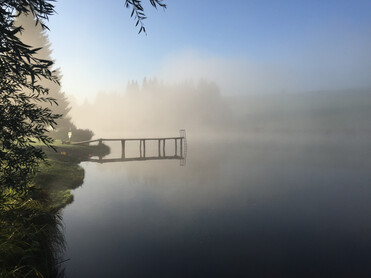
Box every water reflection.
[87,152,185,164]
[62,135,371,277]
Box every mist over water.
[68,79,371,141]
[60,66,371,276]
[62,133,371,277]
[46,4,371,276]
[7,2,371,277]
[60,42,371,276]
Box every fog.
[68,32,371,140]
[14,13,371,141]
[156,45,371,95]
[8,3,371,277]
[69,79,230,138]
[69,77,371,141]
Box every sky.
[46,0,371,102]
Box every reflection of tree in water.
[0,189,67,277]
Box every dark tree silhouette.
[0,1,59,190]
[15,13,73,137]
[15,13,96,142]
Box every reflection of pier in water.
[74,130,187,165]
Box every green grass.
[32,159,84,210]
[0,187,65,278]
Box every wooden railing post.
[121,140,126,159]
[175,139,177,156]
[163,139,166,157]
[180,138,183,158]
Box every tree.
[0,1,59,190]
[0,0,166,190]
[15,13,73,137]
[15,13,95,142]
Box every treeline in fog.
[229,88,371,136]
[70,79,371,138]
[70,79,232,137]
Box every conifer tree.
[15,13,73,140]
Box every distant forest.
[70,79,371,138]
[71,79,231,137]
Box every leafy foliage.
[0,1,59,190]
[125,0,166,34]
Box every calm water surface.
[62,135,371,277]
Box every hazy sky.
[47,0,371,102]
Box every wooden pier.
[72,131,187,164]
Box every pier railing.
[72,130,187,164]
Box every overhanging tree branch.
[125,0,166,34]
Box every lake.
[61,133,371,277]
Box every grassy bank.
[0,141,110,277]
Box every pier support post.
[180,138,183,158]
[121,140,126,159]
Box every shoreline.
[34,141,110,210]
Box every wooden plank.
[89,156,183,163]
[72,139,100,145]
[96,137,184,141]
[73,137,185,145]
